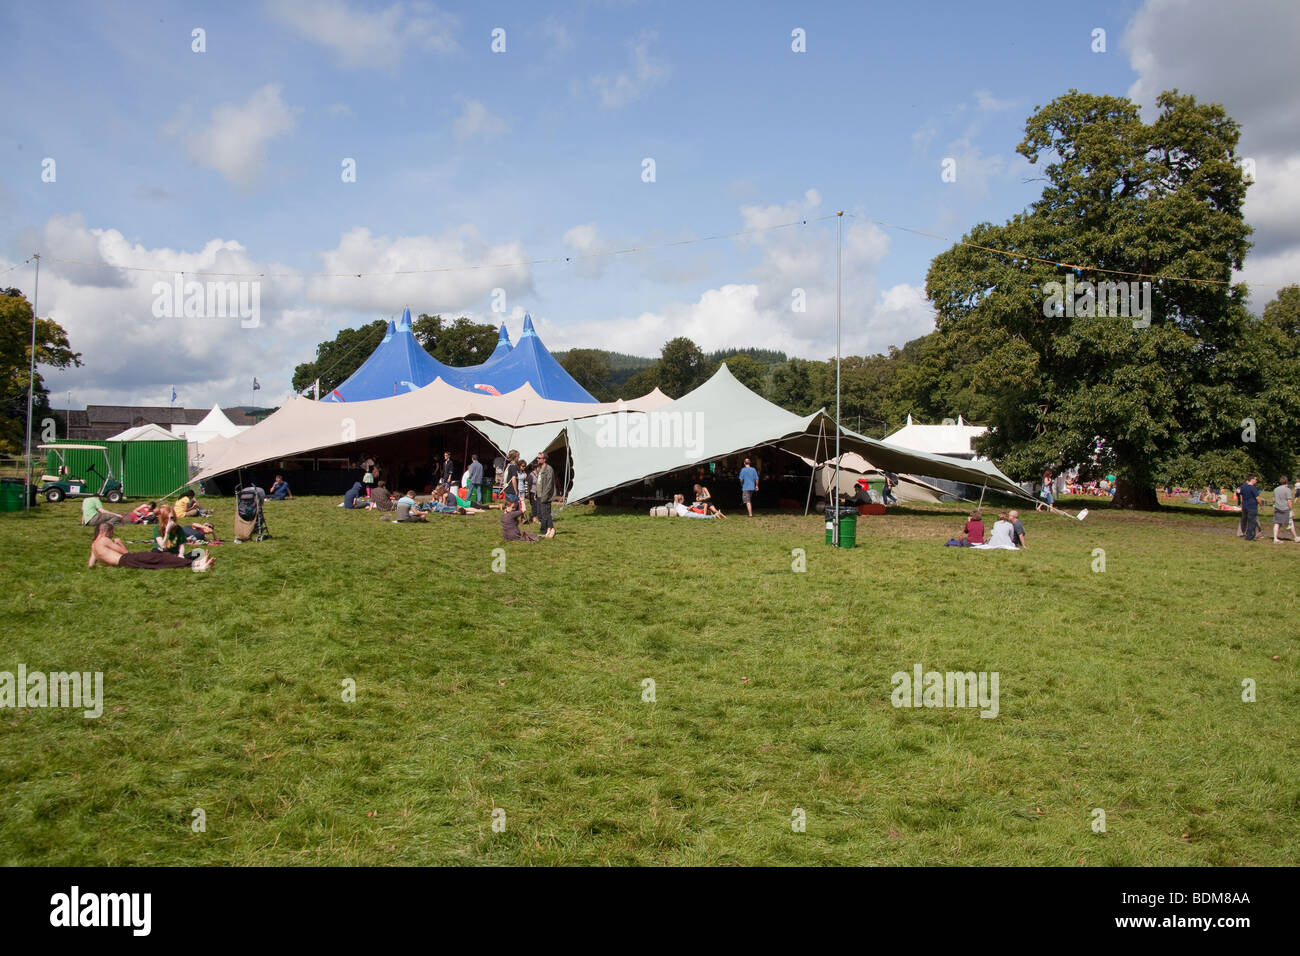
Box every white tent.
[884,414,988,458]
[192,378,671,481]
[172,404,248,442]
[471,364,1031,505]
[106,422,184,442]
[803,453,949,503]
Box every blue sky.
[2,0,1294,408]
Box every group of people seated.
[945,509,1027,550]
[651,483,726,518]
[358,480,491,521]
[673,484,726,518]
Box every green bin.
[838,512,857,549]
[0,478,27,513]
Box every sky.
[2,0,1297,409]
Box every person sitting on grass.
[971,513,1018,550]
[152,504,188,554]
[89,522,214,570]
[269,474,291,500]
[500,497,538,541]
[957,509,985,546]
[692,483,726,518]
[369,480,395,512]
[81,495,123,528]
[341,481,364,509]
[174,488,211,518]
[394,490,428,522]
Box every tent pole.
[805,417,824,517]
[832,211,842,545]
[978,482,987,509]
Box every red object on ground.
[859,503,887,515]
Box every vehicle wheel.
[46,488,64,503]
[106,490,123,503]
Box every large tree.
[412,314,498,366]
[712,353,767,394]
[0,289,81,455]
[558,348,612,400]
[657,337,706,398]
[925,90,1261,508]
[291,319,387,395]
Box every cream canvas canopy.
[192,377,671,481]
[469,364,1031,505]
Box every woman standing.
[1037,471,1055,512]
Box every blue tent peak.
[396,307,412,332]
[497,323,511,345]
[381,320,395,343]
[521,313,537,338]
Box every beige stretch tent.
[471,364,1031,505]
[803,453,949,503]
[191,377,670,482]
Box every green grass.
[0,495,1296,865]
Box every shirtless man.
[88,523,214,570]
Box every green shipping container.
[111,440,190,498]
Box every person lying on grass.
[500,497,538,541]
[88,522,214,570]
[431,483,487,514]
[671,493,717,518]
[127,501,158,524]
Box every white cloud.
[267,0,458,69]
[590,32,670,109]
[175,85,296,189]
[453,100,508,142]
[547,190,934,361]
[306,225,534,314]
[328,102,352,117]
[20,215,315,407]
[974,89,1016,112]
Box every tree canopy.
[413,314,497,366]
[924,89,1283,507]
[0,288,81,455]
[291,319,387,395]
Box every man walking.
[466,454,484,506]
[535,452,556,538]
[1239,475,1261,541]
[1273,475,1295,543]
[739,457,759,517]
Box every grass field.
[0,495,1296,866]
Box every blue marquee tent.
[325,311,596,403]
[323,308,456,402]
